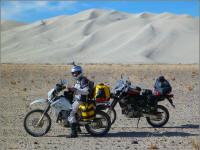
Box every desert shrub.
[192,139,199,149]
[149,142,158,149]
[10,81,16,85]
[186,86,193,91]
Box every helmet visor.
[72,71,80,77]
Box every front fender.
[30,99,48,106]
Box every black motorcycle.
[99,77,175,127]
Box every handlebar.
[112,91,124,99]
[55,84,66,92]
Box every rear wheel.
[23,109,51,137]
[146,105,169,127]
[85,111,111,136]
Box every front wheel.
[146,105,169,128]
[23,109,51,137]
[106,108,117,125]
[85,111,111,136]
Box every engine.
[57,110,70,127]
[119,99,141,118]
[119,95,144,118]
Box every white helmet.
[71,65,83,79]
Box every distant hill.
[1,20,29,32]
[1,9,199,64]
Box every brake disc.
[32,118,44,128]
[91,119,103,129]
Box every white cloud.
[1,2,23,21]
[1,1,78,22]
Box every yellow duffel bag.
[79,101,96,121]
[94,83,110,102]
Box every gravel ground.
[0,64,199,150]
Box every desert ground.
[0,64,199,150]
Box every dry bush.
[91,76,95,79]
[186,86,193,91]
[23,88,27,92]
[192,139,199,150]
[8,147,18,149]
[192,72,199,78]
[10,81,16,85]
[162,137,167,141]
[192,72,198,75]
[171,77,176,81]
[25,104,31,110]
[30,80,34,83]
[149,142,158,149]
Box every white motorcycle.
[23,80,111,137]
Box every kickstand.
[136,117,140,128]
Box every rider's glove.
[55,84,63,92]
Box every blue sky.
[1,1,199,23]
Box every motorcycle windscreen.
[113,79,125,94]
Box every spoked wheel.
[23,109,51,137]
[85,111,111,136]
[106,108,117,125]
[146,105,169,128]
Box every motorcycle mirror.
[63,79,66,84]
[72,61,76,66]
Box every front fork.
[36,104,51,126]
[110,98,118,109]
[106,98,118,114]
[167,98,175,108]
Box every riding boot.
[67,123,78,138]
[76,125,82,133]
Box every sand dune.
[1,20,29,32]
[1,9,199,64]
